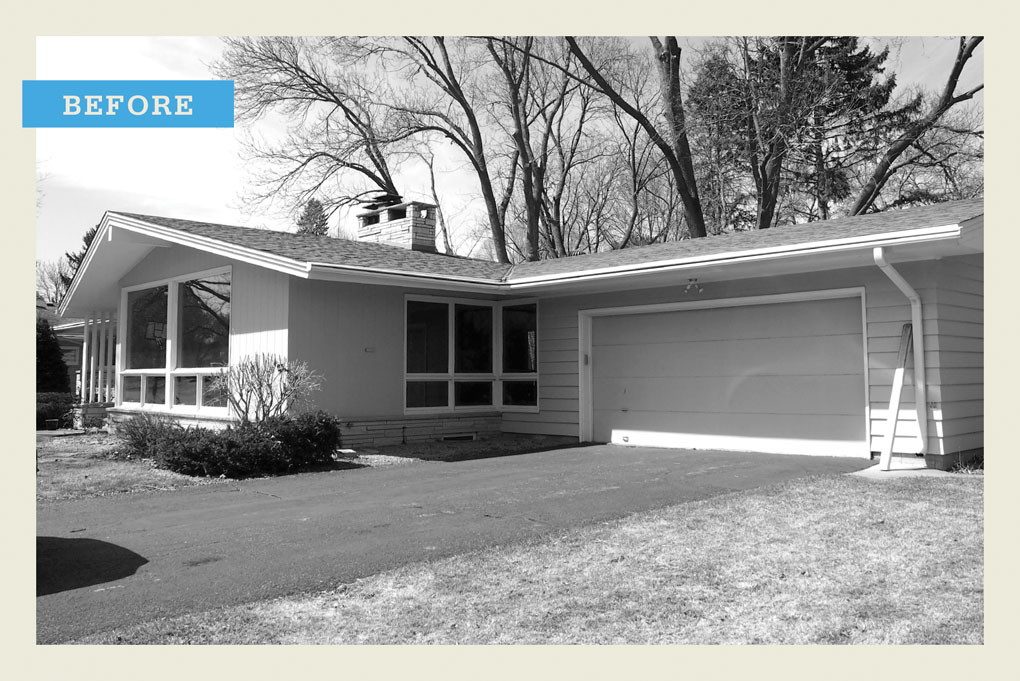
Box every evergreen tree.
[296,198,330,236]
[59,223,100,289]
[688,37,921,229]
[36,318,70,393]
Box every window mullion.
[447,302,455,406]
[165,281,178,408]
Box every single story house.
[58,198,983,469]
[36,295,86,394]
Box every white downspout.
[873,247,928,454]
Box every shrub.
[36,392,74,429]
[260,410,342,469]
[114,410,342,479]
[151,426,289,479]
[116,412,184,458]
[207,354,323,424]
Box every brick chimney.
[356,200,437,253]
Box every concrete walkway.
[37,445,871,643]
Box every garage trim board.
[578,288,871,457]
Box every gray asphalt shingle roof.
[507,198,984,279]
[114,198,982,284]
[113,212,513,281]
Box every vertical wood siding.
[120,244,290,365]
[229,263,290,363]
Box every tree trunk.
[849,37,983,215]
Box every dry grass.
[75,474,983,645]
[36,432,226,501]
[36,432,577,501]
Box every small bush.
[260,410,342,469]
[114,410,342,479]
[116,413,184,458]
[36,392,74,429]
[151,426,290,479]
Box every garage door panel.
[593,298,861,346]
[593,374,864,416]
[593,333,863,378]
[589,296,867,457]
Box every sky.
[34,36,984,264]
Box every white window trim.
[404,294,540,415]
[117,265,232,415]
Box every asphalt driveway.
[37,445,871,643]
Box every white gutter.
[873,247,928,454]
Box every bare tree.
[564,36,707,238]
[36,259,72,306]
[216,37,407,216]
[849,36,983,214]
[417,149,455,254]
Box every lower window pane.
[174,376,197,406]
[455,381,493,407]
[503,380,537,407]
[407,381,449,408]
[144,376,166,406]
[202,379,228,408]
[122,376,141,403]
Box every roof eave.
[504,223,967,290]
[307,262,505,293]
[108,213,311,278]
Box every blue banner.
[22,80,234,128]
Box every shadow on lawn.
[37,537,149,596]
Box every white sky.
[34,36,984,263]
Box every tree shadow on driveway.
[37,537,148,596]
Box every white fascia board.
[109,214,311,278]
[62,215,969,312]
[503,223,964,289]
[307,262,504,294]
[57,212,115,317]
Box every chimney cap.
[355,199,436,218]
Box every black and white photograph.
[28,27,988,655]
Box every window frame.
[404,294,539,415]
[117,266,232,414]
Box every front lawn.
[36,433,226,501]
[73,473,983,644]
[36,432,581,501]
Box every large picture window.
[177,273,231,368]
[120,268,231,412]
[405,297,538,411]
[125,285,168,369]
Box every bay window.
[119,268,231,412]
[405,297,538,412]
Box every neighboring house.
[36,295,85,393]
[58,198,984,469]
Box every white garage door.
[591,296,867,456]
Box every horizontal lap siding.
[931,255,984,454]
[506,262,962,455]
[864,273,933,454]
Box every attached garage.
[583,291,869,457]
